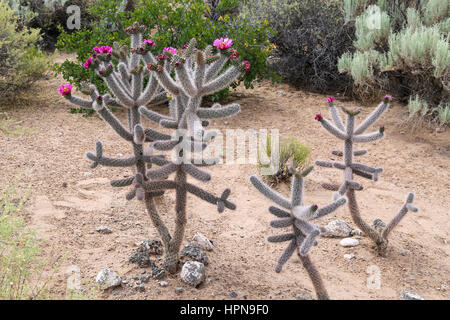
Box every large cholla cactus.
[59,22,248,273]
[315,96,419,255]
[250,166,347,300]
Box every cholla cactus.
[59,22,248,273]
[250,166,347,300]
[315,96,419,255]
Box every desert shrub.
[436,102,450,126]
[258,134,311,184]
[8,0,96,50]
[53,0,274,100]
[0,1,49,98]
[240,0,356,93]
[339,0,449,122]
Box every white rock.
[96,226,112,234]
[321,220,353,238]
[159,281,168,287]
[96,268,121,289]
[351,229,363,236]
[181,261,205,287]
[401,291,424,300]
[192,232,214,251]
[344,254,355,260]
[65,265,82,291]
[340,238,360,247]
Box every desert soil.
[0,55,449,300]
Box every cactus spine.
[250,166,347,300]
[315,96,418,255]
[60,22,247,273]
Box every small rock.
[321,220,353,238]
[159,281,168,287]
[175,287,184,294]
[296,293,312,300]
[65,265,82,291]
[243,295,247,300]
[401,291,424,300]
[340,238,360,247]
[96,226,112,234]
[139,275,151,283]
[62,182,68,188]
[351,229,363,236]
[135,284,145,292]
[344,254,355,260]
[192,232,214,251]
[128,289,134,296]
[230,291,238,298]
[129,251,151,267]
[95,268,121,289]
[181,243,210,265]
[138,239,163,255]
[180,261,205,287]
[83,172,92,177]
[151,262,165,279]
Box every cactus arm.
[136,75,159,105]
[321,182,340,191]
[329,104,345,131]
[138,106,172,124]
[312,197,347,220]
[319,117,349,140]
[270,218,294,228]
[152,63,180,96]
[201,66,241,96]
[181,164,211,181]
[353,131,384,143]
[275,239,297,273]
[332,149,367,156]
[104,74,135,107]
[160,119,179,129]
[86,151,136,167]
[144,128,171,141]
[147,163,179,179]
[185,182,236,211]
[205,53,228,81]
[66,95,93,108]
[315,160,334,168]
[268,233,295,243]
[153,139,180,151]
[382,193,417,239]
[249,175,292,209]
[298,254,330,300]
[175,63,198,97]
[142,180,177,191]
[354,101,389,134]
[110,176,135,187]
[290,176,304,207]
[96,105,133,141]
[269,206,291,218]
[351,162,383,174]
[103,94,123,108]
[194,51,206,89]
[196,103,241,119]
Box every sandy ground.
[1,59,449,300]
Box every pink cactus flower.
[163,47,177,55]
[143,39,156,47]
[213,38,233,50]
[59,83,72,96]
[383,95,392,102]
[93,46,101,54]
[315,113,323,122]
[327,97,335,104]
[100,46,112,54]
[156,54,165,61]
[379,125,385,133]
[242,60,251,72]
[181,44,188,50]
[83,57,93,69]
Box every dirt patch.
[0,68,449,300]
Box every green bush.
[258,134,311,184]
[240,0,356,93]
[53,0,275,100]
[8,0,96,50]
[339,0,449,122]
[0,0,49,98]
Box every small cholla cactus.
[315,97,418,255]
[250,166,347,300]
[59,23,248,273]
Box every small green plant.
[66,280,101,300]
[435,102,450,126]
[0,183,52,300]
[0,113,35,135]
[408,95,429,118]
[258,135,311,184]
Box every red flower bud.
[315,114,323,122]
